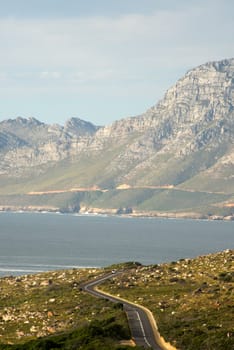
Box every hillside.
[0,250,233,350]
[0,58,234,217]
[101,249,234,350]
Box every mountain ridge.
[0,58,234,217]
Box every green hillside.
[0,251,233,350]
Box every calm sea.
[0,212,233,277]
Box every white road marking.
[135,310,151,347]
[84,273,155,349]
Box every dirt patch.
[119,339,136,347]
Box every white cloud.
[0,0,233,123]
[0,4,232,73]
[39,71,62,79]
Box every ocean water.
[0,212,233,276]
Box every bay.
[0,212,233,277]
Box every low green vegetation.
[0,251,233,350]
[137,189,229,212]
[101,250,234,350]
[0,317,136,350]
[0,187,232,218]
[0,268,138,349]
[0,135,233,218]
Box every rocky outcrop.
[0,58,233,196]
[0,117,100,176]
[83,58,234,188]
[64,117,100,137]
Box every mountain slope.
[0,116,100,177]
[0,58,234,216]
[85,58,234,189]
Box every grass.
[101,250,234,350]
[128,143,228,188]
[0,253,233,349]
[179,170,234,195]
[0,136,139,195]
[0,135,233,216]
[0,268,137,349]
[0,187,232,217]
[137,188,230,212]
[0,317,137,350]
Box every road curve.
[82,272,164,350]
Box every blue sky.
[0,0,233,126]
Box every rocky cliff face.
[0,117,99,176]
[84,58,234,188]
[0,58,233,194]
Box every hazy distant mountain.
[0,58,234,217]
[0,116,100,176]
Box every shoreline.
[0,205,234,221]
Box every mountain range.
[0,58,234,219]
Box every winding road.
[82,272,164,350]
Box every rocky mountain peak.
[0,116,44,127]
[93,58,234,148]
[202,57,234,72]
[85,58,234,190]
[154,57,234,114]
[64,117,100,137]
[0,58,233,200]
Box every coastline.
[0,204,234,221]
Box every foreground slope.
[101,250,234,350]
[0,250,233,350]
[0,58,234,216]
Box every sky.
[0,0,233,126]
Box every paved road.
[82,272,164,350]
